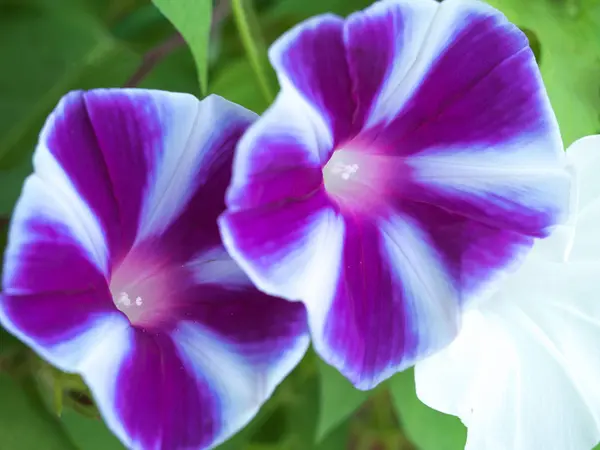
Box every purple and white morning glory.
[416,135,600,450]
[219,0,573,389]
[0,90,309,450]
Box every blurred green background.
[0,0,599,448]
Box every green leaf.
[151,0,212,94]
[388,369,466,450]
[0,6,140,215]
[210,58,270,113]
[315,359,370,442]
[61,409,125,450]
[315,420,350,450]
[139,46,200,94]
[268,0,373,19]
[285,369,320,449]
[231,0,277,103]
[0,373,77,450]
[0,327,23,362]
[484,0,600,146]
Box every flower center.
[322,148,398,213]
[113,291,146,322]
[109,248,184,329]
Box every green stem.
[231,0,275,104]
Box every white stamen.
[118,292,131,307]
[115,292,144,309]
[329,162,359,180]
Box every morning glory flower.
[0,90,309,450]
[218,0,573,389]
[415,135,600,450]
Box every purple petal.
[0,158,117,370]
[366,0,560,154]
[111,331,219,450]
[2,175,108,295]
[399,148,571,238]
[36,91,122,262]
[179,252,309,365]
[0,291,123,372]
[225,93,326,215]
[220,189,343,301]
[90,308,307,450]
[269,14,355,143]
[344,0,437,128]
[317,213,461,389]
[221,0,573,390]
[2,89,309,450]
[37,90,254,264]
[138,95,257,265]
[397,201,533,300]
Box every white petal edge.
[227,88,332,204]
[415,258,600,450]
[172,321,310,448]
[266,13,342,154]
[367,0,509,128]
[219,204,345,307]
[5,170,109,288]
[135,94,257,244]
[352,0,439,128]
[566,135,600,263]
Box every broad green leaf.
[215,388,281,450]
[240,354,320,449]
[388,369,466,450]
[151,0,212,94]
[485,0,600,146]
[0,160,31,216]
[111,3,175,51]
[267,0,373,19]
[139,46,200,94]
[61,409,125,450]
[77,0,148,24]
[0,373,77,450]
[210,58,270,113]
[0,327,22,361]
[285,370,320,449]
[0,6,140,215]
[315,420,350,450]
[0,0,144,20]
[315,359,370,442]
[231,0,278,103]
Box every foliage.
[1,0,599,448]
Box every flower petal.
[3,88,308,450]
[36,90,249,264]
[344,0,438,128]
[222,0,572,391]
[355,0,570,237]
[317,213,460,389]
[0,291,124,372]
[136,94,257,265]
[268,14,354,142]
[224,197,493,389]
[137,95,256,250]
[566,135,600,262]
[398,201,533,301]
[221,189,341,301]
[397,144,571,239]
[0,157,118,371]
[2,175,108,295]
[86,311,307,450]
[367,0,552,144]
[225,92,327,214]
[415,258,600,450]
